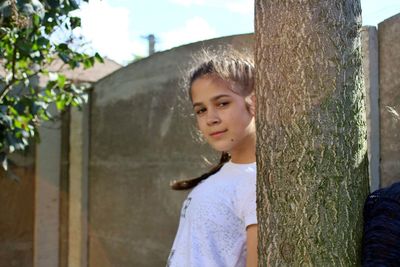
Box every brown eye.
[195,107,206,115]
[218,102,229,107]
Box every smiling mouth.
[210,129,227,137]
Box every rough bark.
[255,1,369,266]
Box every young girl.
[167,51,258,267]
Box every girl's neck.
[229,134,256,164]
[230,152,256,164]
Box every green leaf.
[56,97,66,110]
[33,14,41,27]
[83,57,93,69]
[14,119,22,129]
[69,0,80,9]
[69,16,81,29]
[59,52,70,63]
[37,37,49,48]
[57,74,66,88]
[58,43,69,51]
[17,39,32,56]
[68,60,79,69]
[47,0,61,9]
[94,52,104,63]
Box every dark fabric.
[362,181,400,266]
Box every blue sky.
[73,0,400,64]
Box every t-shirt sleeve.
[237,174,257,227]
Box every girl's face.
[191,75,256,160]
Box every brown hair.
[187,50,254,100]
[170,49,255,190]
[170,152,231,190]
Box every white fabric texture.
[167,161,257,267]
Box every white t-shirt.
[167,161,257,267]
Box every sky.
[72,0,400,65]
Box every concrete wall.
[378,14,400,187]
[88,34,253,267]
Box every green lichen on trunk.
[255,0,369,266]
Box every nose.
[206,108,220,126]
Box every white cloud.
[159,16,217,50]
[169,0,205,6]
[225,1,253,15]
[72,0,147,64]
[169,0,253,15]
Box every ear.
[249,94,256,116]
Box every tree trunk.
[255,1,369,265]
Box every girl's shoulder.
[222,161,256,177]
[216,161,256,192]
[223,160,256,170]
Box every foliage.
[0,0,103,174]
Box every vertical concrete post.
[68,103,89,267]
[378,13,400,187]
[59,110,70,267]
[361,26,380,191]
[34,110,61,267]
